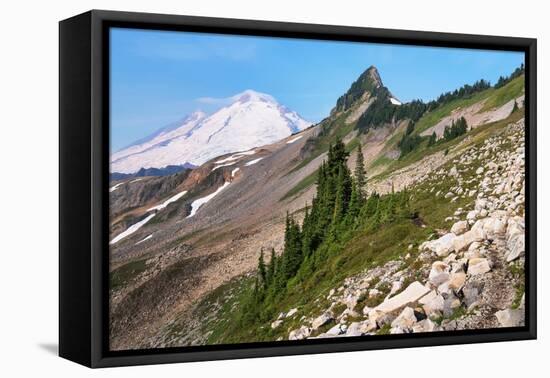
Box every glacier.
[111,90,311,174]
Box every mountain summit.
[234,89,276,104]
[111,90,311,174]
[333,66,397,113]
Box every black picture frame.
[59,9,537,368]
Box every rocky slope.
[276,120,526,339]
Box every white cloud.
[195,96,235,106]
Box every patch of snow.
[187,182,230,218]
[231,168,240,178]
[390,97,402,106]
[215,155,240,164]
[245,157,264,166]
[233,150,256,156]
[214,150,256,164]
[110,214,156,245]
[286,135,303,144]
[109,182,124,193]
[148,190,188,212]
[212,162,236,171]
[130,178,143,183]
[136,234,153,245]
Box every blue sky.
[110,28,524,151]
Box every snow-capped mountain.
[111,90,312,174]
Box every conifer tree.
[428,131,437,147]
[405,120,415,135]
[281,213,302,280]
[354,143,367,195]
[258,249,267,289]
[332,166,346,227]
[344,180,362,228]
[266,248,276,286]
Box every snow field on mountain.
[187,181,231,218]
[111,90,311,174]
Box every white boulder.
[374,281,430,314]
[391,307,417,330]
[286,308,298,318]
[271,320,283,329]
[452,226,485,252]
[468,258,492,275]
[421,233,456,257]
[448,272,466,290]
[451,220,469,235]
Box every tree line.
[238,139,412,327]
[495,63,525,88]
[356,79,489,134]
[397,116,468,158]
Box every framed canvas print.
[59,10,537,368]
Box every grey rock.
[326,324,345,336]
[345,322,364,337]
[506,233,525,262]
[462,282,483,308]
[288,326,311,340]
[421,293,445,316]
[428,261,450,286]
[412,318,438,333]
[443,294,462,317]
[495,308,524,327]
[311,312,333,330]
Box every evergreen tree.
[332,166,346,227]
[354,143,367,195]
[428,131,437,147]
[443,117,468,142]
[281,213,303,281]
[398,133,422,156]
[258,249,267,289]
[512,100,519,113]
[405,120,415,135]
[266,248,276,286]
[344,179,362,228]
[443,125,451,140]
